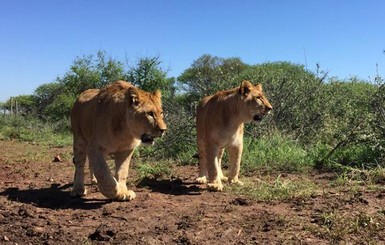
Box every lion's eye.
[147,111,155,118]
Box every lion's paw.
[220,176,229,182]
[116,190,136,201]
[91,177,98,185]
[70,187,87,197]
[207,182,223,192]
[229,178,244,186]
[196,176,207,184]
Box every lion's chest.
[211,125,243,148]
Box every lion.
[196,80,272,191]
[70,80,167,201]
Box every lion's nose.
[159,128,167,136]
[265,105,272,113]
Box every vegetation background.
[1,50,384,176]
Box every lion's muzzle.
[141,128,166,145]
[253,105,272,122]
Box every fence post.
[15,99,18,116]
[10,97,13,116]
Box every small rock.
[52,155,62,162]
[3,236,9,241]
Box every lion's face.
[239,81,272,123]
[130,89,167,145]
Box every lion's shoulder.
[96,81,134,103]
[199,87,239,109]
[77,89,99,103]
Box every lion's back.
[70,89,100,139]
[196,89,237,140]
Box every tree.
[1,95,36,115]
[177,54,248,98]
[128,56,175,99]
[34,82,63,117]
[62,50,126,96]
[34,50,128,121]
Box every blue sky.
[1,0,384,102]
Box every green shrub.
[135,160,172,179]
[0,115,71,146]
[241,132,311,173]
[237,62,326,142]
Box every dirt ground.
[1,140,385,245]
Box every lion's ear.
[255,83,263,91]
[127,87,140,107]
[154,90,161,98]
[239,80,253,96]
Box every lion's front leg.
[227,144,244,186]
[206,146,223,191]
[113,150,136,201]
[88,147,133,201]
[217,148,228,182]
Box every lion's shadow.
[0,183,109,210]
[0,178,202,210]
[136,177,202,196]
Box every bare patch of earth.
[0,140,384,244]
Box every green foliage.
[370,81,385,163]
[34,82,63,113]
[136,95,197,164]
[30,51,175,122]
[135,161,172,179]
[1,51,384,174]
[128,56,175,99]
[178,54,248,99]
[238,61,326,141]
[62,50,126,95]
[32,51,127,121]
[241,132,311,173]
[315,79,383,168]
[2,95,36,115]
[0,115,71,146]
[43,93,76,123]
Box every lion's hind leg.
[71,136,88,197]
[196,139,208,184]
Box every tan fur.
[196,80,272,191]
[70,80,167,201]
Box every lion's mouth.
[253,115,263,122]
[141,134,155,144]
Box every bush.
[137,96,197,164]
[237,62,326,142]
[240,132,311,173]
[0,115,71,146]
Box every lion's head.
[128,88,167,145]
[96,81,167,146]
[238,80,272,123]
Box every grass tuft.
[227,174,316,201]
